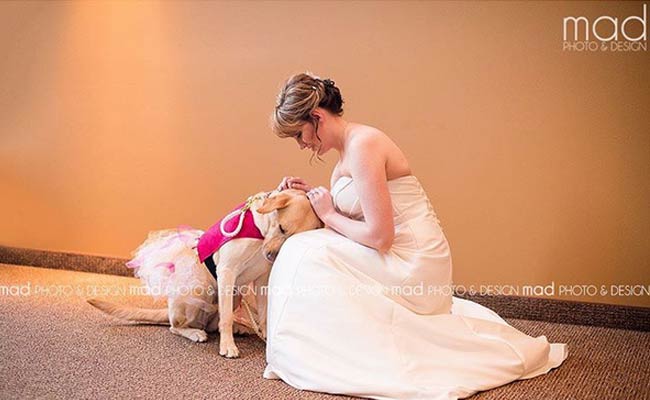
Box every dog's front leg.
[216,267,239,358]
[253,272,270,340]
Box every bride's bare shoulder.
[348,123,393,148]
[351,123,383,135]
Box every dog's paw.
[188,330,208,343]
[219,341,240,358]
[169,327,208,343]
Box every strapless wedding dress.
[262,175,568,400]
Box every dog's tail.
[87,298,169,325]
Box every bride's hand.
[306,186,336,221]
[277,176,312,192]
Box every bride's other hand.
[306,186,336,221]
[277,176,312,192]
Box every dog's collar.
[244,191,271,212]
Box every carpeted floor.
[0,263,648,399]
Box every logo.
[563,3,647,52]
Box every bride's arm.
[322,134,395,253]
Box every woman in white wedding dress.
[262,72,568,400]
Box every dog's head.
[255,189,324,262]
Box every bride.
[262,72,568,400]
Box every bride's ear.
[256,194,291,214]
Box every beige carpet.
[0,263,648,399]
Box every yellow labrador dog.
[87,188,322,358]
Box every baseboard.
[0,245,131,277]
[1,244,648,331]
[453,293,649,332]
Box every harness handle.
[219,191,271,237]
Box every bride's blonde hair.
[270,71,345,164]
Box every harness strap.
[203,256,218,280]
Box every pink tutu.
[126,226,214,309]
[125,225,261,331]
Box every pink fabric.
[197,201,264,262]
[125,225,202,274]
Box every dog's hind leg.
[167,296,209,343]
[253,272,270,340]
[206,312,220,333]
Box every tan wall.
[1,1,648,306]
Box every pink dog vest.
[196,201,264,263]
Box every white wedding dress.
[262,175,568,400]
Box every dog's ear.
[256,194,291,214]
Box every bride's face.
[294,117,326,155]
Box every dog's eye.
[279,225,286,234]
